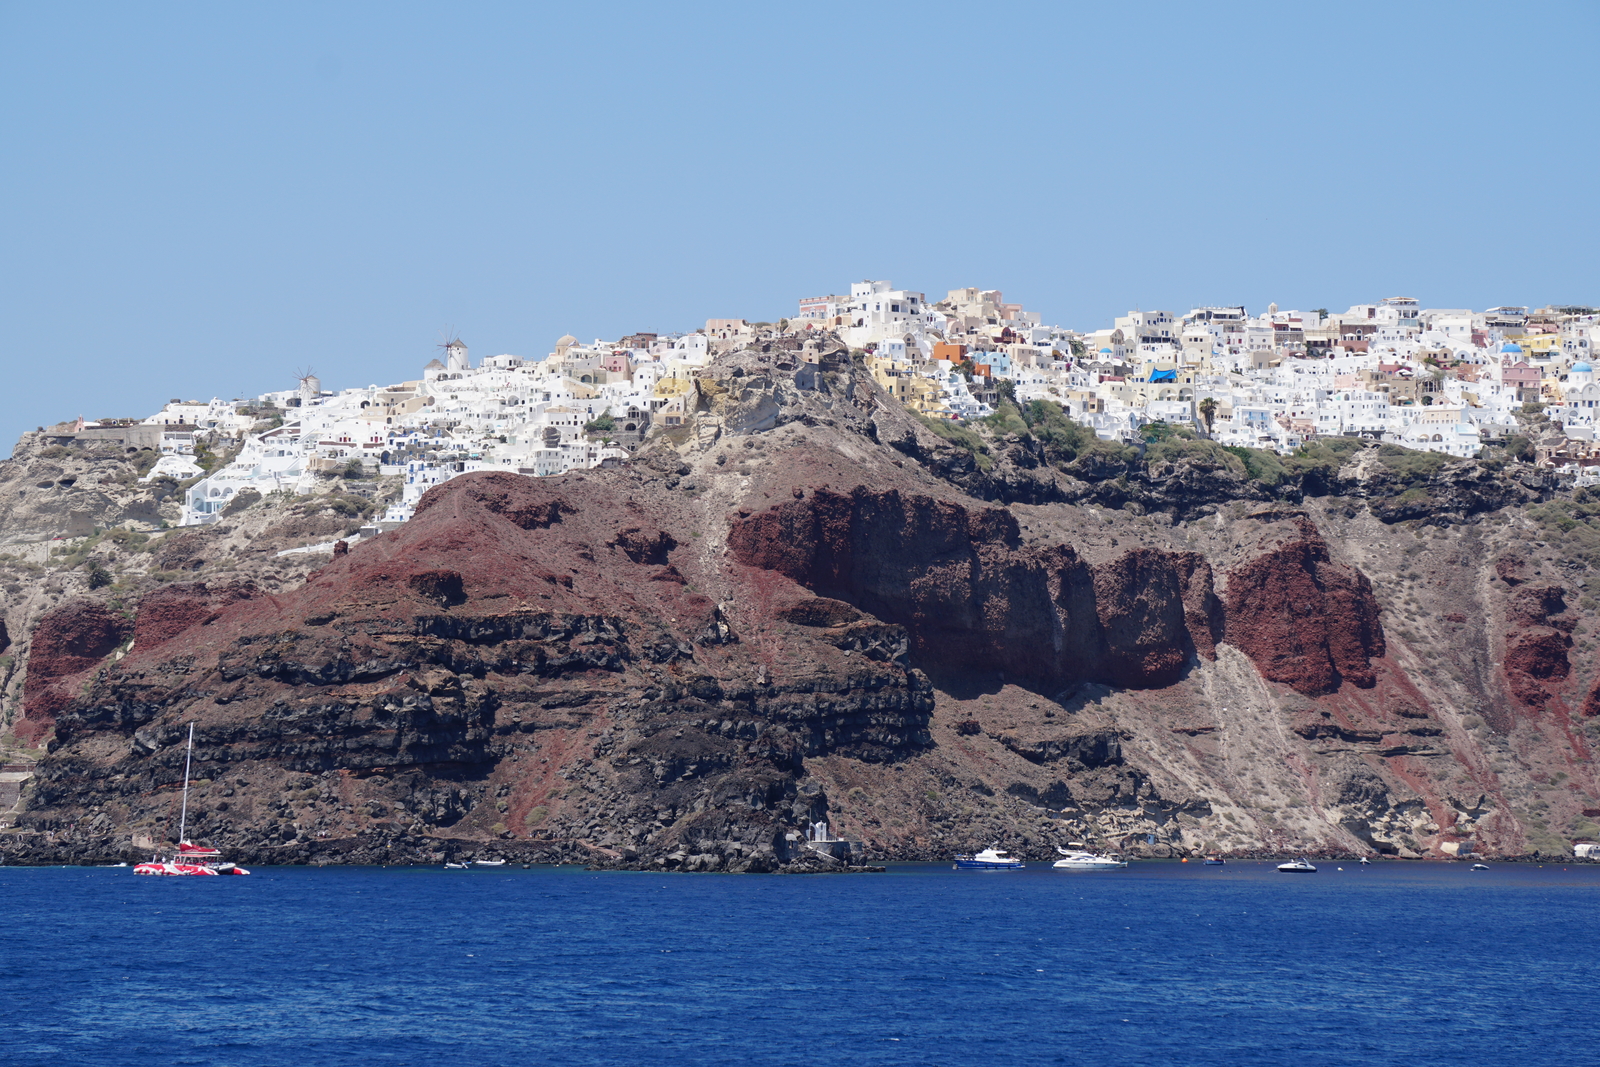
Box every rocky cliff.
[5,344,1600,869]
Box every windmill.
[294,366,320,405]
[437,328,469,373]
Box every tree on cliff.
[1198,397,1217,435]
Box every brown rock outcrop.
[131,579,261,649]
[19,599,133,742]
[728,487,1220,690]
[1223,521,1385,696]
[1503,583,1572,708]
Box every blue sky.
[1,2,1596,449]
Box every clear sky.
[2,1,1596,450]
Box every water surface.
[3,859,1595,1066]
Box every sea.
[2,859,1597,1067]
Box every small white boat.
[473,859,506,867]
[1358,856,1372,866]
[1470,863,1490,871]
[1277,858,1318,873]
[954,847,1024,870]
[444,862,470,870]
[1052,848,1127,870]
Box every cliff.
[4,345,1599,868]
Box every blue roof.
[1148,369,1177,382]
[1573,361,1593,373]
[1501,341,1523,353]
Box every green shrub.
[194,442,240,473]
[584,413,616,434]
[1527,488,1600,569]
[1014,399,1134,467]
[86,561,113,589]
[917,414,992,469]
[980,401,1029,436]
[1283,437,1368,492]
[1140,421,1182,444]
[222,489,262,516]
[104,527,149,548]
[1145,431,1243,473]
[1375,443,1448,482]
[1223,446,1286,485]
[315,493,376,519]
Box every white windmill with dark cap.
[295,367,321,406]
[441,334,469,373]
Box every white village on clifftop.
[51,282,1600,536]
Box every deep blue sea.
[3,859,1597,1066]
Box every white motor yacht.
[954,847,1024,870]
[1277,858,1318,873]
[1052,848,1128,870]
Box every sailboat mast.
[177,722,195,845]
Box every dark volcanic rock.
[16,473,935,870]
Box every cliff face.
[727,487,1222,690]
[1222,517,1385,696]
[5,345,1600,867]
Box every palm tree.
[1198,396,1217,436]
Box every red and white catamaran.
[134,723,250,877]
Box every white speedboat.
[954,847,1024,870]
[1052,848,1127,870]
[1277,858,1317,873]
[473,859,506,867]
[1470,863,1490,871]
[444,862,470,870]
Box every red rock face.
[1502,583,1572,708]
[19,599,133,742]
[727,487,1221,690]
[131,580,260,649]
[1582,674,1600,718]
[1223,524,1385,696]
[1494,553,1528,586]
